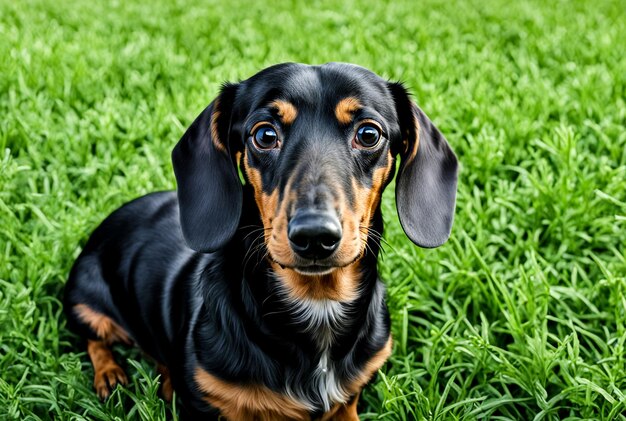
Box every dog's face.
[173,63,458,290]
[236,64,400,276]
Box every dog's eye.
[252,125,280,150]
[354,124,381,149]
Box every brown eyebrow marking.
[335,97,362,124]
[270,99,298,125]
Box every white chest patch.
[289,298,345,348]
[283,297,353,410]
[312,348,349,410]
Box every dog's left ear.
[172,83,242,253]
[389,83,458,248]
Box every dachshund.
[64,62,458,420]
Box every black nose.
[288,211,342,260]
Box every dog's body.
[64,63,458,420]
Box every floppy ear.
[390,83,458,248]
[171,84,242,252]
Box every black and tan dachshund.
[64,62,458,420]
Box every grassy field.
[1,0,625,419]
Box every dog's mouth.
[270,252,362,277]
[271,259,340,276]
[293,264,337,276]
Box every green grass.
[1,0,625,419]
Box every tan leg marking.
[74,305,131,399]
[87,339,128,400]
[195,367,310,421]
[157,364,174,402]
[74,304,131,345]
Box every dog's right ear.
[389,82,458,248]
[172,84,242,253]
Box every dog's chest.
[285,298,352,411]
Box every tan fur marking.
[243,151,278,243]
[157,364,174,402]
[267,174,298,263]
[356,154,394,224]
[272,263,360,302]
[87,340,128,400]
[271,99,298,125]
[195,367,310,421]
[211,99,227,153]
[404,114,421,164]
[335,97,361,125]
[342,153,394,264]
[74,304,130,345]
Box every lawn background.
[1,0,625,419]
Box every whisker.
[238,224,272,231]
[242,227,268,242]
[359,225,395,252]
[244,241,266,266]
[243,233,268,270]
[251,247,271,272]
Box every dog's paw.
[160,379,174,402]
[157,364,174,402]
[94,364,128,400]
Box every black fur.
[64,62,458,419]
[389,82,459,248]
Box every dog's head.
[173,63,457,289]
